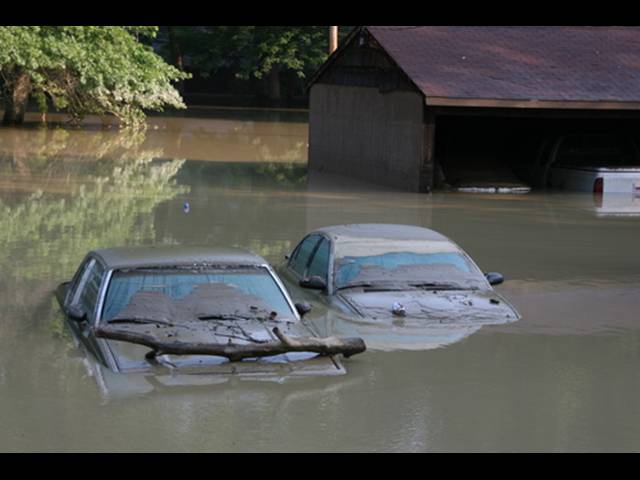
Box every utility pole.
[329,26,338,54]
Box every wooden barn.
[307,26,640,192]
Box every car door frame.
[285,233,322,282]
[262,262,304,323]
[285,232,336,295]
[63,253,116,370]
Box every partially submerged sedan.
[56,246,365,386]
[279,224,520,349]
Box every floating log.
[93,325,366,362]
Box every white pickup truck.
[542,133,640,195]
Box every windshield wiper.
[340,281,458,292]
[107,318,178,327]
[337,282,413,292]
[336,282,374,291]
[198,314,258,321]
[198,311,281,322]
[338,281,469,292]
[408,282,463,290]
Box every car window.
[81,261,105,324]
[555,134,636,167]
[70,258,105,324]
[103,267,296,322]
[333,240,488,291]
[68,258,94,307]
[307,238,330,283]
[289,234,322,276]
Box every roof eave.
[425,96,640,111]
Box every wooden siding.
[309,84,426,191]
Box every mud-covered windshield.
[334,239,488,290]
[102,267,295,323]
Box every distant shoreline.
[185,105,309,113]
[0,103,310,128]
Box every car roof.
[92,246,268,270]
[311,224,452,243]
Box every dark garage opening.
[434,113,640,191]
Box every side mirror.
[295,302,312,317]
[67,304,87,323]
[485,272,504,286]
[299,275,327,290]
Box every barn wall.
[308,83,426,191]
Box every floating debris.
[392,302,407,317]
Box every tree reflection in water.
[0,125,189,350]
[0,125,189,282]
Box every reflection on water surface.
[0,111,639,452]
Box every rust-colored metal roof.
[364,26,640,108]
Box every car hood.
[101,318,344,375]
[338,288,520,325]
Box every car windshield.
[334,239,488,290]
[102,266,295,323]
[555,134,638,167]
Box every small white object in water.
[392,302,406,317]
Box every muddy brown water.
[0,110,639,452]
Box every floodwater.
[1,109,639,452]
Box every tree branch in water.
[93,325,366,362]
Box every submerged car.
[533,133,640,194]
[279,224,520,348]
[55,246,365,387]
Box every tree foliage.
[231,26,329,81]
[166,26,328,80]
[0,26,190,126]
[163,26,331,101]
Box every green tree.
[164,26,330,102]
[0,26,190,127]
[236,26,328,101]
